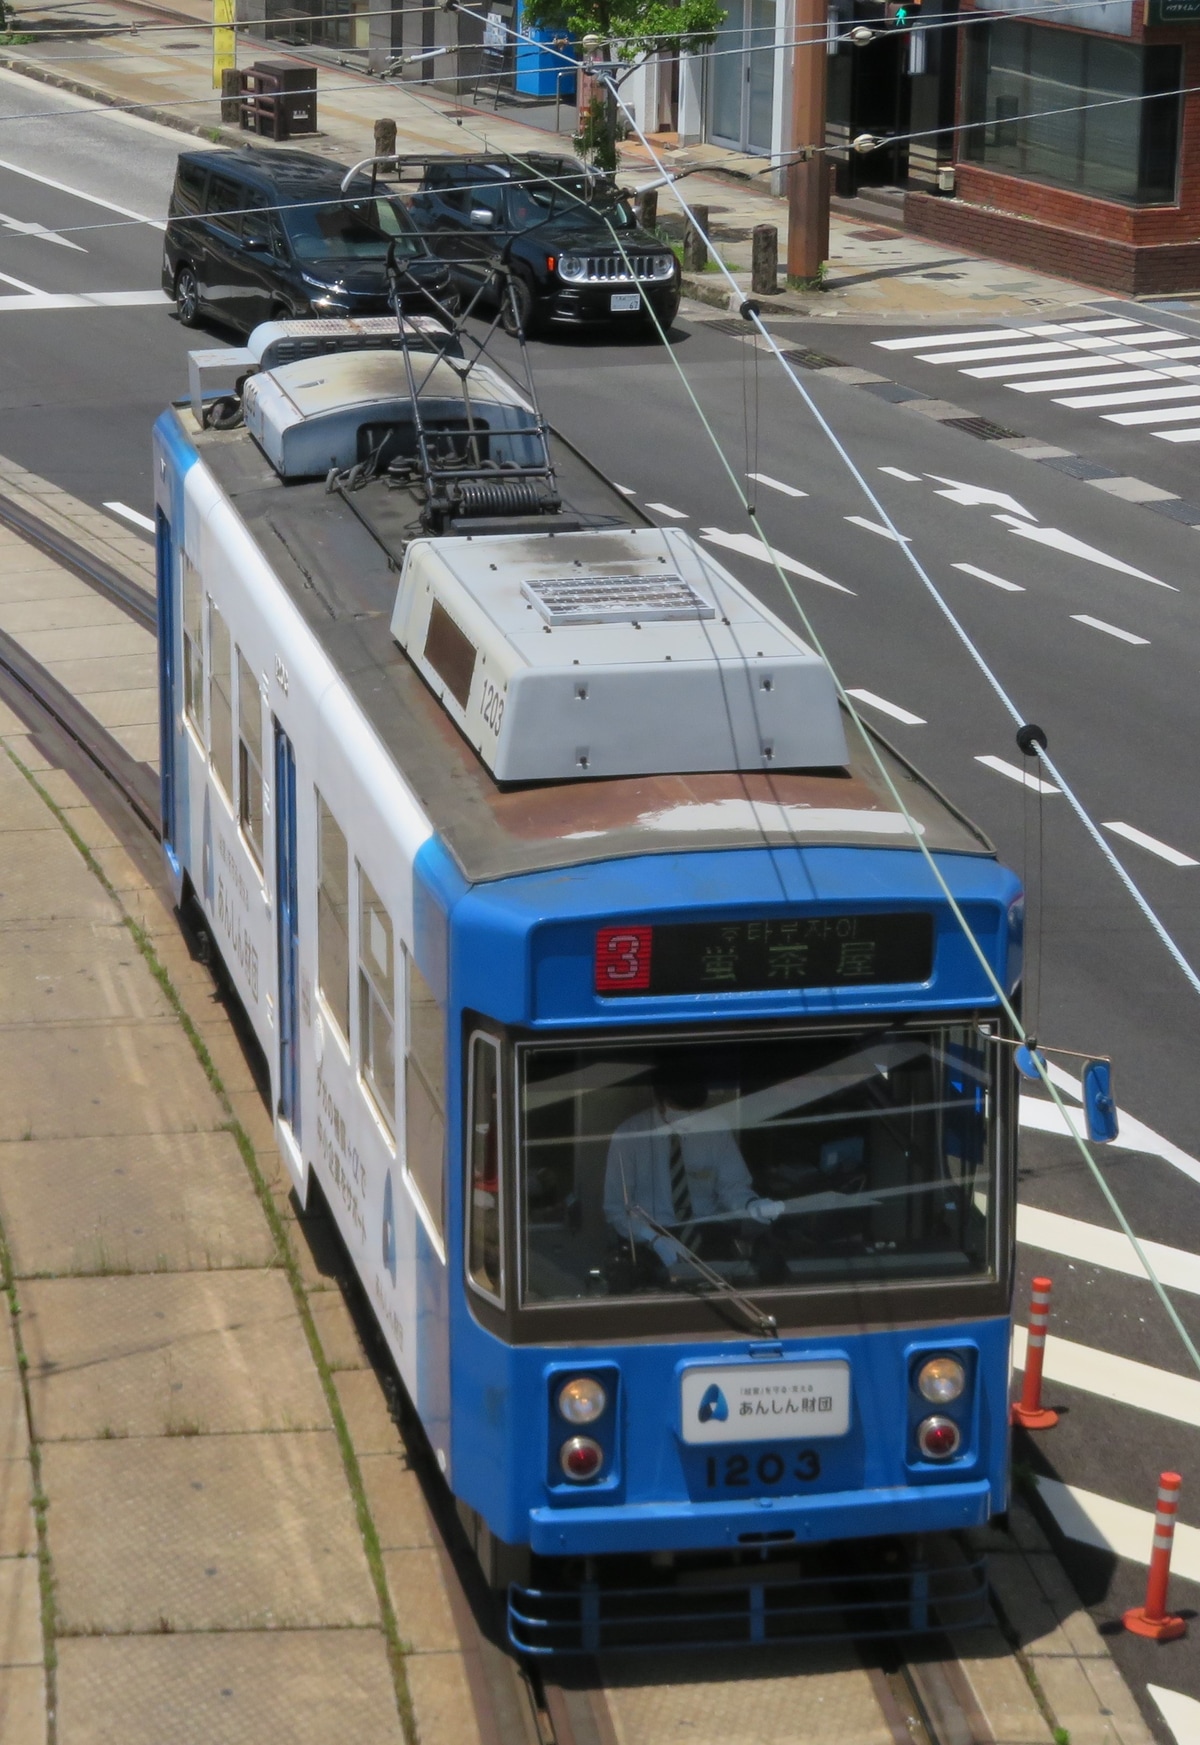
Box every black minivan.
[162,146,456,335]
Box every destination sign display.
[594,912,934,997]
[1147,0,1200,22]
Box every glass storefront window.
[519,1025,998,1305]
[964,22,1180,204]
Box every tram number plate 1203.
[680,1361,850,1444]
[705,1448,821,1491]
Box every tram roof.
[176,404,992,884]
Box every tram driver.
[602,1055,785,1285]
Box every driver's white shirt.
[603,1106,755,1245]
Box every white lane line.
[1149,1686,1200,1745]
[0,290,170,312]
[1012,1324,1200,1428]
[0,267,39,293]
[845,688,926,725]
[919,341,1076,365]
[103,501,155,534]
[1106,403,1200,426]
[645,501,688,519]
[953,562,1024,592]
[1070,614,1149,646]
[1102,820,1198,867]
[613,483,636,495]
[845,515,909,542]
[874,328,1019,350]
[0,153,167,229]
[0,209,85,252]
[1036,1478,1200,1584]
[1021,1057,1200,1188]
[1017,1203,1200,1295]
[748,472,807,498]
[878,466,921,482]
[1015,370,1173,396]
[976,754,1058,794]
[699,527,855,594]
[1156,427,1200,443]
[993,515,1175,590]
[1058,382,1200,410]
[965,343,1199,379]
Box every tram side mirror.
[1082,1059,1119,1144]
[1014,1045,1047,1083]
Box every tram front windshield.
[519,1026,997,1304]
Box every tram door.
[155,509,179,872]
[274,722,301,1141]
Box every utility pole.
[786,0,829,283]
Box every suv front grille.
[560,252,674,284]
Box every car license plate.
[610,293,641,312]
[680,1361,850,1444]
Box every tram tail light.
[917,1415,961,1460]
[560,1436,605,1482]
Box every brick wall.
[905,190,1200,293]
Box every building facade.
[907,0,1200,293]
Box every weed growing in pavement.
[0,743,418,1745]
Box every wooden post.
[682,204,708,272]
[374,117,397,163]
[635,186,658,231]
[220,65,241,125]
[787,0,829,283]
[751,223,778,295]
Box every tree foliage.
[523,0,725,59]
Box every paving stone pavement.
[0,615,480,1738]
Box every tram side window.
[316,794,351,1043]
[236,650,264,871]
[358,870,395,1138]
[208,600,234,802]
[405,951,445,1240]
[467,1034,502,1302]
[181,555,204,737]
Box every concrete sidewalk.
[3,0,1103,325]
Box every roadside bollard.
[1011,1277,1058,1430]
[634,186,658,231]
[374,117,397,166]
[751,224,778,296]
[1124,1473,1187,1641]
[683,206,709,273]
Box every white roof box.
[391,525,848,782]
[243,352,522,479]
[244,314,459,371]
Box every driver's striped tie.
[669,1133,693,1222]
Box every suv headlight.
[649,254,675,281]
[557,253,587,282]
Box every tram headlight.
[557,1376,607,1425]
[916,1415,961,1460]
[916,1355,966,1404]
[560,1436,605,1482]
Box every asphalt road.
[0,72,1197,1737]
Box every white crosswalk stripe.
[873,316,1200,447]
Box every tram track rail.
[0,493,1023,1745]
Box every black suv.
[406,154,680,337]
[162,146,456,335]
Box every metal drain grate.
[781,347,846,370]
[941,415,1022,441]
[704,318,762,338]
[522,574,715,625]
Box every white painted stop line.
[1102,820,1198,866]
[1036,1478,1200,1583]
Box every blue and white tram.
[154,322,1021,1652]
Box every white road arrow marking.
[0,209,85,251]
[926,475,1036,519]
[992,513,1176,589]
[699,528,854,593]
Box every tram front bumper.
[528,1477,994,1557]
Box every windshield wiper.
[628,1203,778,1339]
